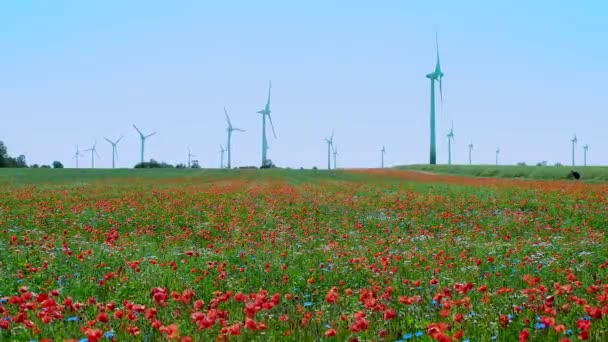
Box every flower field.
[1,169,607,341]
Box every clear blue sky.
[1,1,606,168]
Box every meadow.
[1,169,607,341]
[399,165,608,183]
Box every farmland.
[1,169,607,341]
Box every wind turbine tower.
[447,122,454,165]
[104,136,123,169]
[571,135,578,167]
[381,146,386,168]
[583,144,589,166]
[468,143,473,165]
[133,124,156,164]
[187,147,196,168]
[325,130,334,170]
[220,145,226,169]
[332,144,338,170]
[225,107,245,169]
[83,142,99,169]
[73,145,83,168]
[426,33,444,165]
[256,81,277,167]
[496,148,500,166]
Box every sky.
[1,0,607,169]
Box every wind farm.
[2,3,608,342]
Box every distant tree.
[40,165,51,169]
[0,141,9,167]
[554,162,563,167]
[16,155,27,168]
[261,159,276,169]
[312,166,318,170]
[135,159,174,168]
[176,163,186,169]
[517,162,527,166]
[31,164,40,168]
[52,161,64,169]
[191,161,200,169]
[536,161,548,166]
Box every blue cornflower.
[17,279,24,284]
[105,331,115,339]
[566,329,573,336]
[463,339,470,342]
[67,316,79,322]
[79,339,88,342]
[323,323,331,329]
[0,298,7,304]
[431,299,438,306]
[415,331,424,337]
[583,316,591,321]
[491,336,497,340]
[303,294,312,298]
[403,333,413,340]
[303,302,313,307]
[534,322,546,329]
[507,314,514,320]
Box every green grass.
[397,164,608,182]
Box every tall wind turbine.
[381,146,386,168]
[324,130,334,170]
[104,136,123,169]
[447,121,454,165]
[133,125,156,164]
[583,144,589,166]
[73,145,83,168]
[467,143,473,165]
[426,33,444,165]
[332,144,338,170]
[571,135,577,167]
[496,147,500,166]
[83,142,99,169]
[220,145,226,169]
[257,81,276,167]
[187,147,196,168]
[225,107,245,169]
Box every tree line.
[0,141,63,168]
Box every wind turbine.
[571,135,578,167]
[426,33,444,165]
[187,147,196,168]
[133,124,156,164]
[104,136,123,169]
[468,143,474,165]
[256,81,277,167]
[332,143,338,170]
[381,146,386,168]
[583,144,589,166]
[220,145,226,169]
[496,147,500,166]
[83,142,99,169]
[324,130,334,170]
[447,121,454,165]
[225,107,245,169]
[73,145,83,168]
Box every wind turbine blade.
[268,114,277,138]
[224,107,232,128]
[267,80,272,105]
[116,135,123,144]
[133,124,143,136]
[104,137,112,144]
[146,132,157,138]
